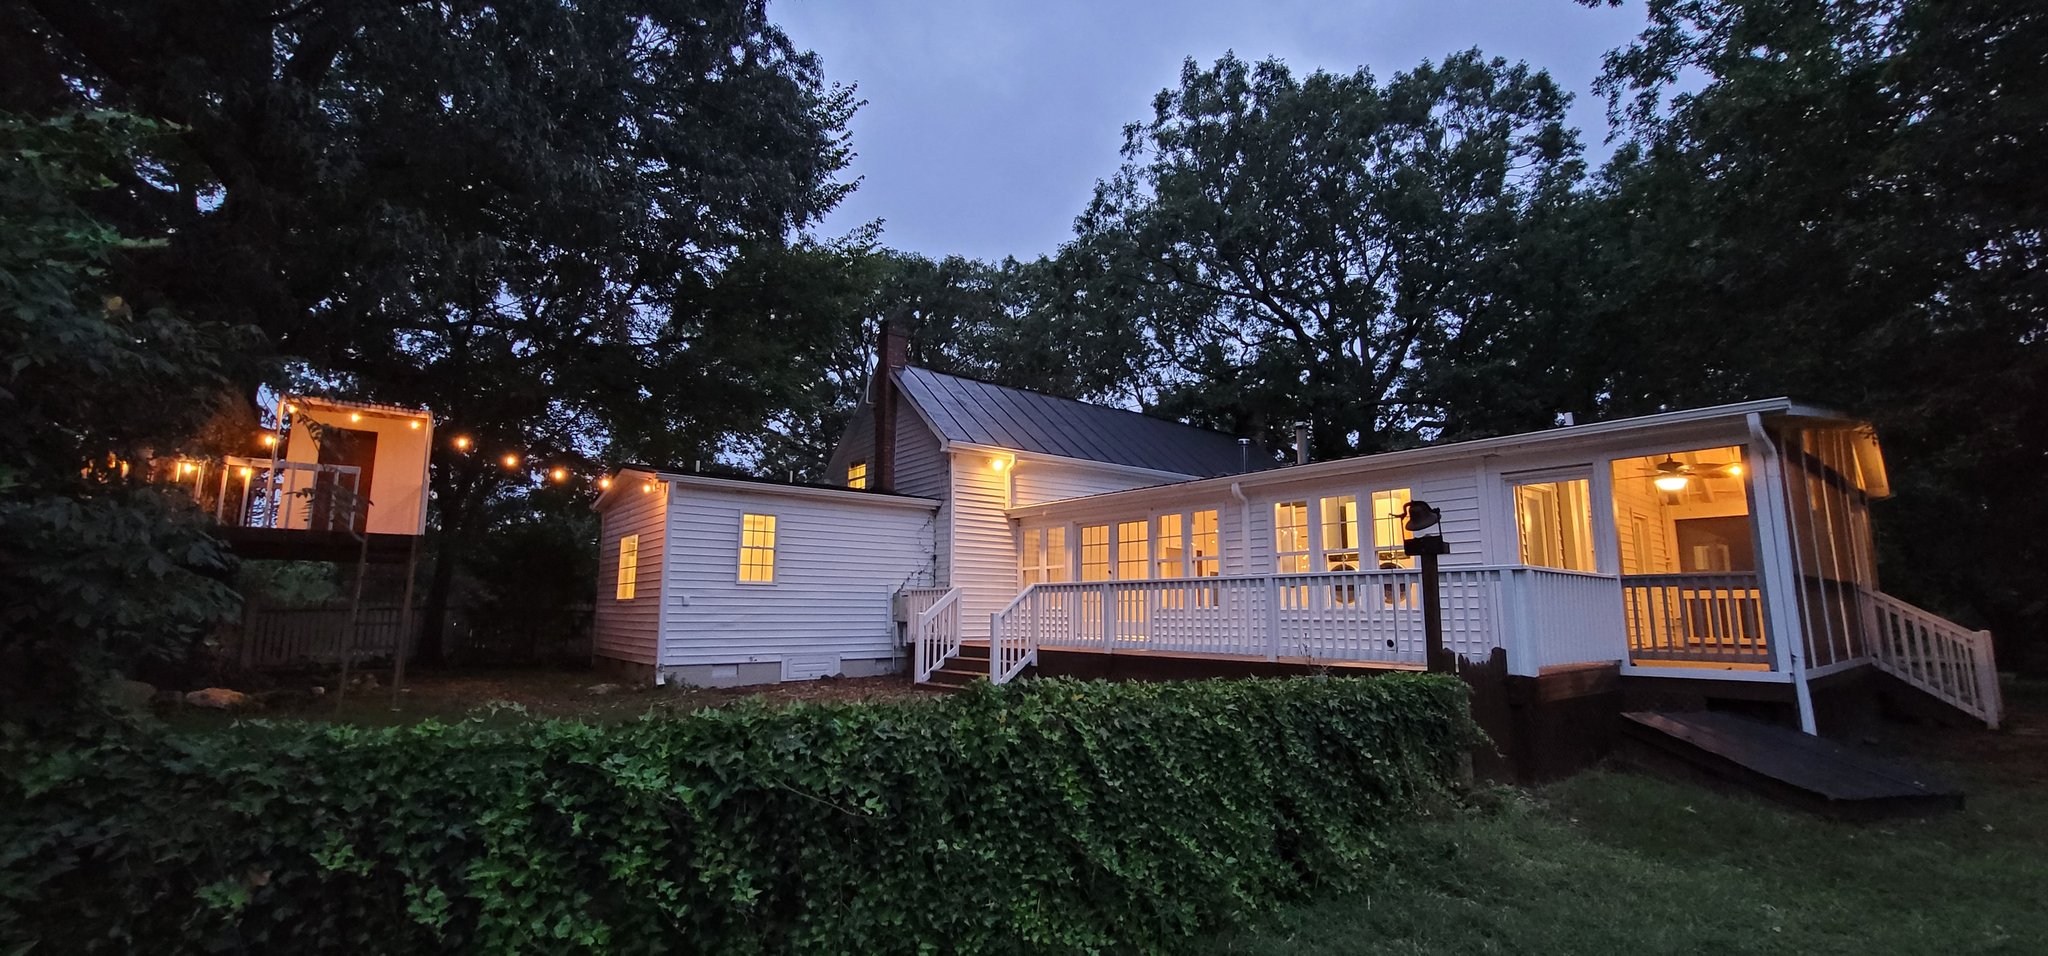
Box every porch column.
[1746,413,1817,734]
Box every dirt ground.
[165,665,947,729]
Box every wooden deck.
[1621,710,1963,818]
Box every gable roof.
[893,365,1275,478]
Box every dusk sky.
[772,1,1654,263]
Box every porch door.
[312,427,377,531]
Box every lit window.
[1372,488,1415,569]
[1320,495,1360,571]
[1274,501,1310,573]
[847,460,868,490]
[1045,527,1069,583]
[1515,479,1595,572]
[616,534,639,600]
[1155,513,1185,580]
[739,514,777,583]
[1116,520,1149,581]
[1190,510,1221,578]
[1020,527,1045,586]
[1080,525,1110,582]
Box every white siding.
[951,455,1177,639]
[593,478,667,666]
[1244,463,1487,572]
[660,485,938,672]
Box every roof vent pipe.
[1238,438,1249,474]
[1294,421,1310,465]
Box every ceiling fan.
[1627,455,1743,492]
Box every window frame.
[846,460,868,490]
[737,512,778,585]
[615,533,639,601]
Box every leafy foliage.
[0,676,1475,953]
[0,112,244,720]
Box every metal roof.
[893,366,1276,478]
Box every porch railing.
[911,587,962,684]
[1622,572,1770,666]
[1864,589,2003,729]
[212,456,369,534]
[988,566,1636,683]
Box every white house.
[592,331,2002,740]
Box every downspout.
[1229,481,1251,574]
[1749,413,1817,734]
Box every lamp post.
[1400,500,1452,674]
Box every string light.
[641,481,655,494]
[349,412,362,423]
[550,467,568,483]
[409,419,422,430]
[260,434,278,447]
[501,452,520,469]
[453,436,472,451]
[598,476,613,490]
[239,467,253,478]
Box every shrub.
[0,675,1476,954]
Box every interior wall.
[1608,446,1751,575]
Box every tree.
[0,112,245,719]
[6,1,863,661]
[1069,50,1588,457]
[1583,0,2048,667]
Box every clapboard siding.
[661,485,938,669]
[593,476,667,665]
[952,454,1182,640]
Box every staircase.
[922,642,991,690]
[1863,589,2004,729]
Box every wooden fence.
[237,602,595,669]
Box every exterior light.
[598,476,613,490]
[641,481,655,494]
[239,467,253,478]
[178,461,195,474]
[261,434,278,447]
[409,419,422,430]
[550,467,568,483]
[349,412,362,423]
[1726,464,1743,477]
[285,403,298,413]
[453,436,472,451]
[501,453,520,469]
[1654,474,1691,493]
[990,457,1009,472]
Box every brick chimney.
[871,316,911,492]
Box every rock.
[103,678,157,712]
[587,682,622,697]
[184,687,250,709]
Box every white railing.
[1622,573,1770,665]
[911,587,962,684]
[1864,589,2003,729]
[1500,568,1629,674]
[212,457,368,534]
[988,567,1594,683]
[898,587,952,627]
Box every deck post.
[1100,582,1114,655]
[1264,575,1281,661]
[1405,534,1451,673]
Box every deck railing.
[1864,589,2003,729]
[212,457,369,534]
[988,566,1635,682]
[1622,572,1771,665]
[911,587,962,684]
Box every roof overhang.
[947,441,1201,483]
[594,466,940,512]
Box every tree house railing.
[211,456,369,535]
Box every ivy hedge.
[2,675,1476,954]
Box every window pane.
[1191,509,1221,576]
[1320,495,1359,571]
[739,513,777,582]
[1155,513,1184,579]
[847,460,868,490]
[1047,527,1070,582]
[1117,520,1149,581]
[1274,501,1309,573]
[1514,480,1594,572]
[1080,525,1110,581]
[616,534,638,600]
[1370,488,1414,569]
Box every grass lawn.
[1207,680,2048,955]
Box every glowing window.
[1190,510,1221,578]
[1320,495,1360,571]
[1116,520,1149,581]
[738,514,777,583]
[1274,501,1310,573]
[616,534,639,600]
[1080,525,1110,582]
[1515,479,1595,572]
[1372,488,1415,569]
[846,461,868,489]
[1155,513,1185,579]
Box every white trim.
[948,441,1196,484]
[1748,412,1817,733]
[735,512,779,586]
[601,471,940,512]
[1805,656,1873,680]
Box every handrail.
[990,587,1039,684]
[1864,588,2003,729]
[213,456,370,534]
[911,587,962,684]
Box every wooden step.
[924,666,986,688]
[1620,710,1962,819]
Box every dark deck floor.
[1621,710,1963,818]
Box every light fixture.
[1654,473,1691,493]
[1725,463,1743,477]
[641,481,655,494]
[501,453,520,469]
[349,412,362,423]
[260,434,278,447]
[285,403,298,413]
[453,436,472,451]
[409,419,422,430]
[598,476,613,490]
[990,457,1009,472]
[178,461,195,475]
[550,467,568,483]
[239,467,253,478]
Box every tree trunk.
[416,456,485,667]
